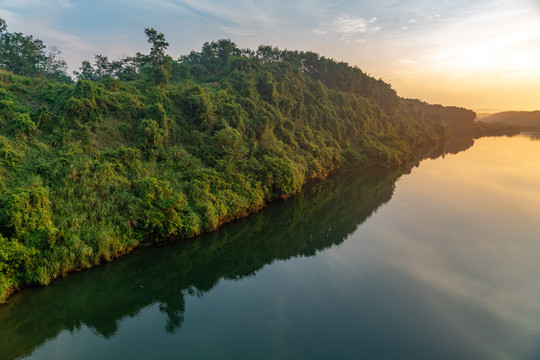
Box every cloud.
[369,26,382,34]
[322,15,382,43]
[56,0,72,8]
[112,0,282,38]
[173,0,278,33]
[1,0,72,8]
[3,0,538,110]
[220,26,258,36]
[422,7,540,78]
[131,0,188,14]
[398,58,416,65]
[0,9,17,23]
[335,16,367,34]
[0,4,92,53]
[0,0,42,6]
[43,29,95,52]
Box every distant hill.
[483,111,540,130]
[475,113,494,120]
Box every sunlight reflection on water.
[2,134,540,360]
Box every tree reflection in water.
[0,140,470,360]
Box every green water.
[1,134,540,360]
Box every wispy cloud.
[56,0,72,8]
[43,29,94,52]
[424,7,540,78]
[335,16,368,35]
[127,0,189,14]
[175,0,279,34]
[1,0,72,8]
[0,9,17,23]
[1,0,539,109]
[220,26,258,37]
[314,15,383,43]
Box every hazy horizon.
[1,0,538,112]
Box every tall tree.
[145,28,169,65]
[0,29,47,76]
[144,28,171,85]
[73,60,96,81]
[0,18,69,81]
[44,46,70,81]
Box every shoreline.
[0,133,494,304]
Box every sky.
[1,0,539,112]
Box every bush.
[0,185,58,250]
[0,235,39,300]
[134,177,189,239]
[0,136,21,167]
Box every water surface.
[1,134,539,360]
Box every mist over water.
[1,134,539,360]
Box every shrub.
[134,177,189,239]
[0,185,58,250]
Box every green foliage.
[145,28,169,64]
[0,235,39,294]
[152,64,170,86]
[256,71,278,104]
[341,148,367,169]
[138,118,165,148]
[182,86,214,127]
[258,155,303,197]
[0,136,21,167]
[0,185,58,250]
[9,113,38,140]
[0,28,517,303]
[0,18,69,80]
[134,177,188,239]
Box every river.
[1,133,539,360]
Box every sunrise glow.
[1,0,539,111]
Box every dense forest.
[0,20,518,302]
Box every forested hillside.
[483,111,540,130]
[0,22,517,302]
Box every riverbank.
[3,133,538,360]
[0,130,514,304]
[0,39,518,303]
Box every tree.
[256,45,281,62]
[94,55,113,79]
[0,18,69,80]
[73,55,118,81]
[216,39,239,63]
[145,28,169,65]
[73,60,97,81]
[144,28,171,85]
[0,29,47,76]
[44,46,70,81]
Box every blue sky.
[1,0,539,111]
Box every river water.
[1,133,539,360]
